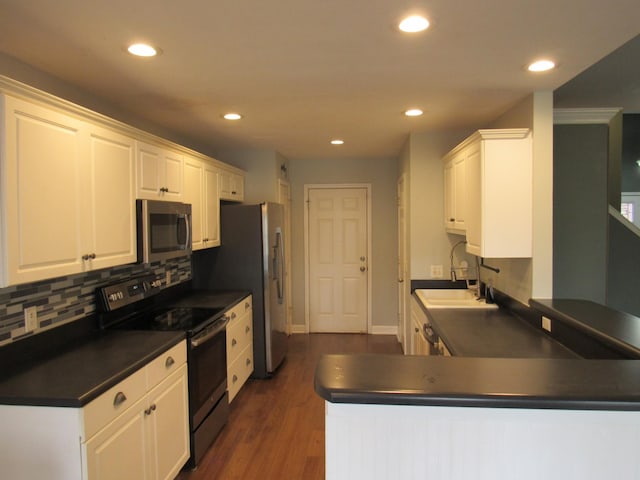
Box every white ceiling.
[0,0,638,159]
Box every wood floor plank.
[177,333,402,480]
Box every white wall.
[288,157,398,328]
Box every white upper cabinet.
[136,141,183,201]
[183,156,204,250]
[183,156,221,251]
[0,94,136,286]
[445,128,533,258]
[443,149,467,235]
[219,168,244,202]
[203,163,221,247]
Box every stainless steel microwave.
[136,199,192,263]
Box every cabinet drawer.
[228,343,254,402]
[226,309,252,363]
[83,366,147,440]
[226,296,252,325]
[146,341,187,390]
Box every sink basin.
[415,289,498,309]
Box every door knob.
[360,256,366,261]
[360,266,366,272]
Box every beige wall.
[288,157,398,328]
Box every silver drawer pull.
[245,301,250,309]
[245,326,250,333]
[231,338,237,346]
[232,374,238,383]
[165,356,175,368]
[246,358,251,366]
[231,312,237,319]
[113,391,127,407]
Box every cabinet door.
[203,164,220,247]
[443,159,455,230]
[1,94,85,286]
[84,126,137,270]
[136,142,183,200]
[146,365,190,480]
[219,170,244,201]
[84,396,150,480]
[183,157,204,250]
[453,153,467,231]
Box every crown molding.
[554,108,622,125]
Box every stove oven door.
[189,318,228,429]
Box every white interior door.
[307,186,369,333]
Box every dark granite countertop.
[530,299,640,358]
[169,289,250,310]
[424,308,578,358]
[0,330,185,408]
[314,354,640,410]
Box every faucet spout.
[449,240,467,282]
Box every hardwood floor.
[177,333,402,480]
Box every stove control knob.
[117,291,124,300]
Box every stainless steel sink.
[415,289,498,309]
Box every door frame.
[303,183,372,333]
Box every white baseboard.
[370,325,398,335]
[289,325,397,335]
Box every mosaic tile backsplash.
[0,256,192,346]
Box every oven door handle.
[191,317,228,348]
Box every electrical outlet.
[165,271,171,286]
[542,316,552,332]
[24,306,38,333]
[430,265,444,278]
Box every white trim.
[290,324,309,334]
[444,128,530,160]
[609,205,640,238]
[304,184,373,333]
[553,108,622,125]
[371,325,398,335]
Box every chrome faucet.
[449,240,467,281]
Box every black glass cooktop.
[114,306,225,334]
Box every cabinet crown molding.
[553,108,622,125]
[445,128,531,160]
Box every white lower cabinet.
[225,296,253,402]
[0,341,189,480]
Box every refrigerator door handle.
[274,230,284,304]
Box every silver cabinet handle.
[246,358,251,366]
[231,338,237,347]
[113,391,127,407]
[245,301,250,309]
[231,312,237,320]
[245,326,250,334]
[232,374,238,383]
[165,356,175,368]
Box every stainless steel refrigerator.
[192,202,287,378]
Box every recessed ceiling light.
[330,139,344,145]
[127,43,158,57]
[404,108,423,117]
[399,15,430,33]
[527,59,555,72]
[223,113,243,120]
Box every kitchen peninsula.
[315,297,640,480]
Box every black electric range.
[96,275,230,469]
